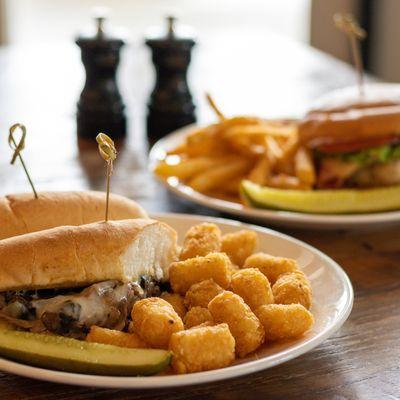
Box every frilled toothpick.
[96,133,117,222]
[334,13,367,97]
[8,123,38,199]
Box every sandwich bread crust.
[0,219,178,291]
[299,104,400,148]
[0,191,148,240]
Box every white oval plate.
[0,213,353,388]
[149,124,400,229]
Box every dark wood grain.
[0,32,399,400]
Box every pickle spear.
[241,180,400,214]
[0,329,171,376]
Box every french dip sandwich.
[0,191,148,240]
[299,100,400,188]
[0,219,178,339]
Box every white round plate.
[0,213,353,388]
[149,124,400,229]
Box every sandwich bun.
[0,191,148,240]
[0,219,178,292]
[299,84,400,149]
[299,104,400,148]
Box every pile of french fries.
[155,96,316,202]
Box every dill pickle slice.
[241,180,400,214]
[0,329,171,376]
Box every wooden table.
[0,33,399,399]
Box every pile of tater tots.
[86,223,314,374]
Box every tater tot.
[189,321,214,329]
[184,307,214,328]
[227,262,240,278]
[244,252,298,284]
[86,326,148,349]
[290,269,311,286]
[184,279,224,309]
[161,292,187,319]
[231,268,274,311]
[272,271,312,309]
[255,304,314,341]
[169,323,235,374]
[208,291,265,357]
[180,223,222,260]
[221,230,258,266]
[170,253,231,295]
[131,297,184,349]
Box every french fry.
[224,123,295,139]
[247,155,270,185]
[155,97,310,202]
[276,134,299,167]
[223,125,266,140]
[218,116,261,130]
[189,158,251,193]
[222,124,270,157]
[155,157,222,181]
[272,134,299,175]
[220,176,243,194]
[259,121,297,137]
[265,136,283,162]
[267,174,311,190]
[225,134,266,157]
[186,126,225,157]
[86,326,148,349]
[294,147,316,186]
[206,93,226,120]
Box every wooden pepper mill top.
[145,16,197,144]
[76,14,126,140]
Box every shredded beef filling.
[0,277,162,339]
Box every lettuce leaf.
[318,144,400,166]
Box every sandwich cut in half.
[299,98,400,189]
[0,219,178,339]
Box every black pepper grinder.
[76,14,126,140]
[145,16,196,144]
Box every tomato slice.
[317,135,400,154]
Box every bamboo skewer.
[8,123,38,199]
[334,13,367,97]
[96,133,117,222]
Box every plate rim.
[149,124,400,228]
[0,213,353,389]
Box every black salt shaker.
[76,15,126,140]
[145,16,196,144]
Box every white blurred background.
[1,0,311,45]
[1,0,400,82]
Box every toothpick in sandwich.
[8,123,38,199]
[96,133,117,222]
